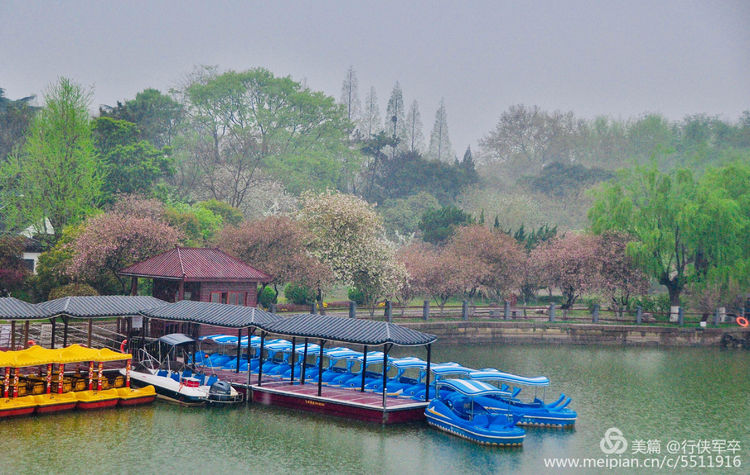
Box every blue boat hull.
[424,400,525,446]
[474,395,577,428]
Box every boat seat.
[206,375,218,386]
[170,373,181,382]
[193,374,206,385]
[157,370,168,377]
[472,414,490,428]
[182,370,192,378]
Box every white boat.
[124,333,242,405]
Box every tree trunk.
[666,283,681,307]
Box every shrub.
[258,286,277,309]
[347,287,365,305]
[630,294,671,315]
[284,282,315,305]
[48,283,99,300]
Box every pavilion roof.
[119,247,271,282]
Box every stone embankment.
[401,321,750,347]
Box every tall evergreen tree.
[362,86,382,140]
[405,99,425,153]
[386,82,407,154]
[339,66,361,129]
[428,98,454,162]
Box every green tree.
[0,88,39,162]
[0,78,101,241]
[419,205,474,245]
[92,117,174,199]
[100,88,183,148]
[177,67,356,203]
[427,98,454,162]
[380,191,441,237]
[589,163,748,306]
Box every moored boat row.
[0,345,155,419]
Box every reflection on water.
[3,345,748,474]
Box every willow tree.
[588,164,747,306]
[0,78,101,241]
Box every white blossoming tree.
[297,190,406,313]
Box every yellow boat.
[74,388,120,410]
[0,395,37,418]
[117,386,156,406]
[34,392,78,414]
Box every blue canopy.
[391,357,427,368]
[431,364,474,375]
[200,334,239,344]
[356,351,385,362]
[437,378,509,397]
[469,369,550,387]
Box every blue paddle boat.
[365,357,427,394]
[320,349,363,385]
[407,363,474,401]
[468,369,576,427]
[425,379,525,446]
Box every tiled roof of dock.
[265,314,437,347]
[140,300,281,329]
[40,296,166,318]
[0,297,47,319]
[119,247,271,282]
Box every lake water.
[3,344,748,474]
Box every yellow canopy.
[0,345,132,367]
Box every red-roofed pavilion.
[119,247,271,306]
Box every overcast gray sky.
[2,0,748,152]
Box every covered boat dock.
[251,314,437,424]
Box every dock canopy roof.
[0,297,46,319]
[40,296,166,318]
[119,247,271,282]
[0,296,166,320]
[264,314,437,347]
[140,300,281,329]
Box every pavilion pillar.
[50,318,56,349]
[382,344,391,410]
[425,344,432,401]
[130,277,138,296]
[290,337,296,384]
[246,327,254,403]
[301,339,308,385]
[10,321,15,350]
[87,319,93,347]
[63,317,69,347]
[23,321,29,348]
[317,340,326,396]
[360,345,368,392]
[178,279,185,301]
[236,327,242,373]
[257,332,266,386]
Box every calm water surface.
[4,344,748,474]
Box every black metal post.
[317,340,325,396]
[257,332,266,386]
[425,343,431,401]
[246,328,254,403]
[235,327,242,373]
[360,345,368,392]
[191,324,197,371]
[290,337,296,384]
[382,344,391,410]
[301,338,308,385]
[50,318,56,349]
[349,301,356,318]
[63,317,69,347]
